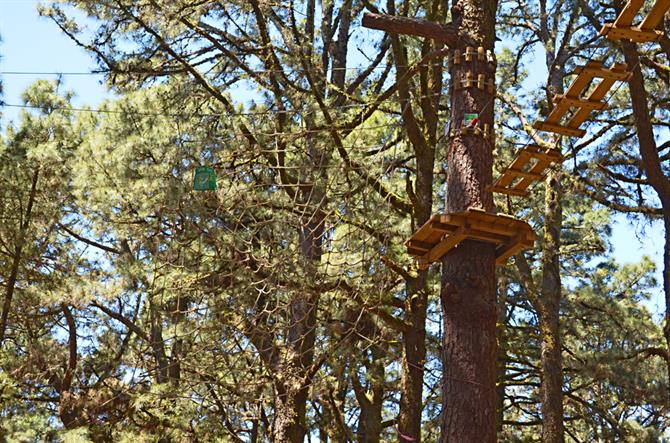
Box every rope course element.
[365,0,670,269]
[533,62,632,138]
[490,145,563,197]
[405,209,537,269]
[493,0,669,201]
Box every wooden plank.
[565,62,601,98]
[408,214,443,242]
[406,239,434,252]
[567,78,617,129]
[513,158,551,191]
[490,186,530,197]
[601,24,663,42]
[496,243,526,265]
[507,168,544,180]
[544,101,572,125]
[640,0,670,30]
[573,63,632,81]
[438,213,467,229]
[533,121,586,137]
[467,229,508,244]
[495,154,533,188]
[553,95,607,111]
[524,146,563,163]
[468,221,518,240]
[615,0,645,27]
[424,225,468,264]
[495,233,535,265]
[408,247,427,257]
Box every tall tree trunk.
[440,1,498,441]
[353,347,384,443]
[496,278,509,432]
[273,212,324,442]
[536,28,566,439]
[663,213,670,395]
[399,273,428,442]
[0,166,39,343]
[621,40,670,400]
[539,170,564,443]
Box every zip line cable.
[0,63,452,77]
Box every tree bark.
[539,170,564,443]
[440,0,498,441]
[399,274,428,442]
[536,13,566,436]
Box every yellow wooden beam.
[600,23,663,42]
[533,121,586,137]
[640,0,670,30]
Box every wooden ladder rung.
[490,186,530,197]
[526,147,563,162]
[573,64,632,81]
[507,168,544,180]
[553,95,607,111]
[533,121,586,137]
[600,24,663,42]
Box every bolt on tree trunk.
[440,0,498,441]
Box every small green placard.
[193,166,217,191]
[464,113,479,127]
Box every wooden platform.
[599,0,670,42]
[491,145,563,197]
[533,62,631,137]
[406,209,537,268]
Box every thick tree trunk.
[539,170,564,443]
[440,1,498,441]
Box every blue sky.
[0,1,666,316]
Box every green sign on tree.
[193,166,217,191]
[464,113,479,128]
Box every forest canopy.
[0,0,669,442]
